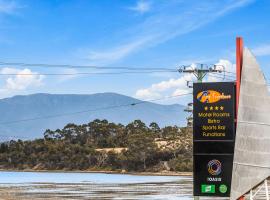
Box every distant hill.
[0,93,187,139]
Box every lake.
[0,171,227,199]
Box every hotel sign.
[193,82,236,197]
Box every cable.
[0,61,176,71]
[0,70,178,76]
[0,61,235,75]
[0,92,192,125]
[223,70,236,75]
[208,72,235,79]
[210,71,236,79]
[209,74,236,81]
[182,63,236,74]
[207,74,235,81]
[135,92,192,104]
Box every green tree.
[126,132,157,171]
[149,122,161,137]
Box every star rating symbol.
[203,106,224,111]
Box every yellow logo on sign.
[197,90,231,103]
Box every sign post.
[193,82,236,197]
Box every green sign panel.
[201,185,215,193]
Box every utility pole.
[178,64,223,200]
[178,64,223,128]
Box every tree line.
[0,119,192,172]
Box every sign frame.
[193,82,236,197]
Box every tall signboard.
[193,82,236,197]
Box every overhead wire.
[0,70,178,76]
[207,73,236,81]
[223,70,236,75]
[209,72,236,79]
[3,61,270,81]
[0,61,176,71]
[0,61,180,76]
[1,60,270,142]
[0,92,192,125]
[0,61,236,127]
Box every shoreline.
[0,169,192,176]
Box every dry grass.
[95,147,127,153]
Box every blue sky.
[0,0,269,104]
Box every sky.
[0,0,270,105]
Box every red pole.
[236,37,243,119]
[236,37,244,200]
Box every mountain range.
[0,93,187,139]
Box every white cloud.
[0,0,19,14]
[135,89,161,100]
[135,73,193,100]
[0,68,44,96]
[87,38,150,64]
[216,59,235,72]
[86,0,254,64]
[252,44,270,57]
[128,0,151,14]
[206,59,235,82]
[150,76,191,92]
[172,88,190,96]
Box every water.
[0,171,227,199]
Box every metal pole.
[250,190,253,200]
[197,71,204,83]
[194,70,205,200]
[265,179,269,200]
[236,37,243,119]
[236,37,244,200]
